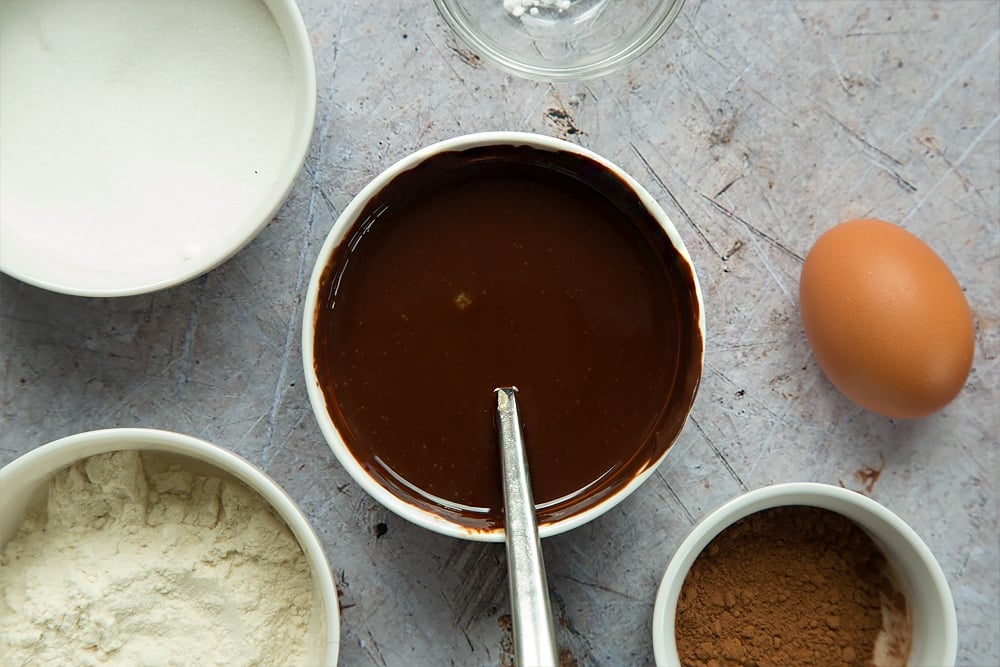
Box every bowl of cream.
[0,428,340,666]
[302,132,705,541]
[0,0,316,296]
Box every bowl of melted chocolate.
[303,133,703,540]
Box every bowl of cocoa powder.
[652,483,956,667]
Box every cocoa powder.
[674,506,910,667]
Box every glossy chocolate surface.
[313,145,701,530]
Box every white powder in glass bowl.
[503,0,572,18]
[0,450,314,666]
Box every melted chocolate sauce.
[313,145,701,530]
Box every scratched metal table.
[1,1,997,665]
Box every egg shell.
[799,218,974,418]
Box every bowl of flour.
[0,428,339,666]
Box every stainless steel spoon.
[495,387,559,667]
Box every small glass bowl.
[434,0,686,81]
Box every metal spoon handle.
[495,387,558,667]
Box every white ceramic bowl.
[434,0,686,82]
[652,483,957,667]
[0,0,316,296]
[302,131,705,542]
[0,428,340,666]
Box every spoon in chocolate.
[495,387,559,667]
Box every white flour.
[503,0,572,18]
[0,450,314,667]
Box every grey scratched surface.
[1,1,998,665]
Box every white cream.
[0,0,298,291]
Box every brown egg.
[799,218,974,418]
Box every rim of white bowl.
[0,427,340,666]
[433,0,687,83]
[651,482,957,667]
[0,0,317,297]
[302,131,705,542]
